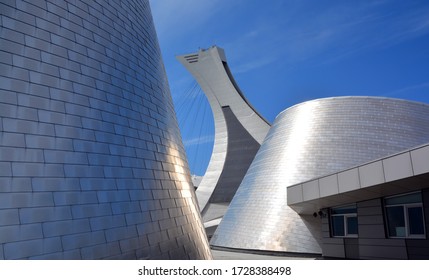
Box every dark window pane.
[331,205,356,215]
[386,206,405,237]
[332,216,345,236]
[385,192,422,206]
[408,206,425,235]
[347,216,358,235]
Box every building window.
[384,192,426,239]
[330,204,358,237]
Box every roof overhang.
[287,143,429,215]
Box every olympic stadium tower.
[177,47,271,236]
[0,0,211,259]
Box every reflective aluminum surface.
[0,0,211,260]
[211,97,429,254]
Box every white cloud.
[151,0,429,73]
[233,56,276,74]
[183,135,214,146]
[149,0,225,42]
[224,1,429,73]
[383,82,429,97]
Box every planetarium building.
[211,97,429,259]
[0,0,211,259]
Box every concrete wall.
[177,47,270,217]
[0,0,211,259]
[208,106,261,204]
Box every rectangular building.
[288,143,429,259]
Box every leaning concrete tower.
[0,0,211,259]
[177,47,271,234]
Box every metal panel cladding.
[0,0,211,259]
[211,97,429,254]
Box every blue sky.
[149,0,429,176]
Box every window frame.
[330,204,358,238]
[384,192,426,239]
